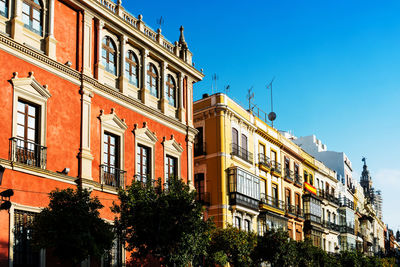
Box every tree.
[396,230,400,242]
[113,177,214,266]
[31,187,114,266]
[252,228,296,267]
[206,225,257,267]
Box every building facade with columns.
[0,0,203,265]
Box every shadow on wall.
[0,239,9,266]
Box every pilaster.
[160,61,168,113]
[119,35,128,93]
[82,11,94,76]
[140,48,149,103]
[11,0,24,43]
[45,0,57,60]
[186,133,195,190]
[79,86,94,180]
[96,20,105,83]
[178,73,186,122]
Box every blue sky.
[124,0,400,230]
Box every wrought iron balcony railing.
[318,189,340,206]
[294,173,303,186]
[194,142,206,157]
[270,160,282,174]
[258,153,271,169]
[285,203,297,215]
[260,193,285,211]
[231,143,253,164]
[196,191,210,206]
[284,169,294,182]
[340,225,355,235]
[304,213,321,224]
[9,137,47,169]
[100,165,126,188]
[295,205,304,218]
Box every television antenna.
[156,16,164,31]
[224,85,230,95]
[247,86,254,111]
[211,73,218,94]
[266,77,277,127]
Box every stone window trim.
[162,134,183,182]
[125,50,139,87]
[11,72,51,147]
[9,203,45,267]
[133,122,157,182]
[99,109,127,174]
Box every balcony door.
[16,100,39,165]
[103,132,119,186]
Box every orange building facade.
[0,0,203,265]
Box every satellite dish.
[268,112,276,122]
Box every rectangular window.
[22,1,42,35]
[271,150,277,162]
[259,143,265,155]
[102,132,121,187]
[165,155,177,183]
[194,127,205,156]
[136,145,150,183]
[195,173,205,202]
[304,171,308,184]
[244,219,250,232]
[294,163,299,175]
[14,210,40,267]
[285,188,291,205]
[232,128,238,145]
[235,216,241,229]
[241,134,248,151]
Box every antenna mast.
[266,77,277,127]
[212,73,218,94]
[246,87,254,111]
[156,16,164,30]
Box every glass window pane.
[104,143,108,153]
[17,113,25,125]
[32,20,40,31]
[110,146,115,156]
[28,117,35,128]
[28,105,35,116]
[27,128,35,141]
[17,125,25,138]
[22,3,30,14]
[33,8,40,20]
[22,13,29,25]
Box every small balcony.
[285,203,297,217]
[340,225,355,235]
[196,191,210,206]
[270,160,282,175]
[295,205,304,218]
[100,165,126,188]
[260,193,285,211]
[284,169,294,183]
[294,173,303,187]
[304,213,321,225]
[9,137,47,169]
[194,142,206,157]
[231,143,253,164]
[258,153,271,171]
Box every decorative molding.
[162,134,184,153]
[99,108,128,132]
[11,71,51,99]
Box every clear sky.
[123,0,400,231]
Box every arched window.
[22,0,42,35]
[165,74,176,107]
[0,0,8,17]
[146,63,158,97]
[125,51,138,87]
[102,36,117,75]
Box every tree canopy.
[113,177,214,266]
[31,187,114,266]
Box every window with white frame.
[125,50,138,87]
[165,75,176,107]
[244,219,251,232]
[147,63,158,97]
[136,145,150,183]
[22,0,42,35]
[102,36,117,75]
[165,155,177,183]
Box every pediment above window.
[99,108,128,133]
[134,122,158,144]
[11,72,51,100]
[163,135,184,154]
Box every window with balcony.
[244,219,251,232]
[309,174,314,186]
[285,188,291,205]
[195,173,206,203]
[0,0,8,17]
[136,145,150,183]
[241,134,248,151]
[231,129,252,163]
[165,74,176,107]
[102,132,124,187]
[304,171,309,184]
[303,195,322,224]
[234,216,241,229]
[10,73,50,169]
[147,63,159,97]
[232,127,238,146]
[228,167,260,210]
[22,0,42,35]
[125,50,138,87]
[13,210,40,266]
[102,36,117,75]
[295,193,301,215]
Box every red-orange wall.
[54,0,79,70]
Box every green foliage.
[113,177,214,266]
[206,225,257,267]
[31,187,114,265]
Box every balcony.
[194,142,206,157]
[196,191,210,206]
[339,197,355,210]
[270,160,282,175]
[228,167,260,211]
[318,189,340,206]
[100,165,126,188]
[294,173,303,187]
[283,169,294,183]
[340,225,355,235]
[260,193,285,211]
[231,143,253,164]
[295,205,304,218]
[285,203,297,217]
[304,213,321,225]
[258,153,271,171]
[9,137,47,169]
